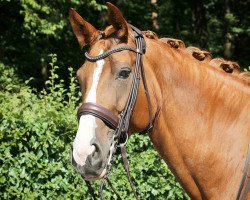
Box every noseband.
[77,25,153,200]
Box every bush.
[0,55,188,199]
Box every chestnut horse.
[69,3,250,200]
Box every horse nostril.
[94,143,99,152]
[88,143,103,167]
[91,143,100,156]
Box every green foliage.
[20,0,65,37]
[243,66,250,72]
[0,0,106,89]
[0,63,21,92]
[0,57,188,199]
[0,56,81,199]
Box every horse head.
[69,2,156,181]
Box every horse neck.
[145,39,250,199]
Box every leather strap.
[84,179,98,200]
[78,102,119,130]
[239,169,250,200]
[140,53,153,132]
[85,46,142,62]
[120,143,139,200]
[236,141,250,200]
[129,24,146,51]
[98,175,122,200]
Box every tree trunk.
[151,0,159,30]
[171,0,181,34]
[192,0,208,48]
[224,0,234,59]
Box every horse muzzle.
[70,143,108,180]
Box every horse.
[69,2,250,200]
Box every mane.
[142,30,250,91]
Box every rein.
[236,141,250,200]
[77,24,152,200]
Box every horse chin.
[70,149,108,180]
[76,165,107,181]
[83,169,107,181]
[73,163,108,181]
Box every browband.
[85,46,142,62]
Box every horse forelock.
[82,26,135,60]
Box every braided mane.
[142,30,250,85]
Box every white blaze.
[73,50,104,166]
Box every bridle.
[77,24,153,200]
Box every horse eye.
[118,68,131,79]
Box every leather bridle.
[77,24,153,200]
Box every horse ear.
[106,2,128,40]
[69,8,98,48]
